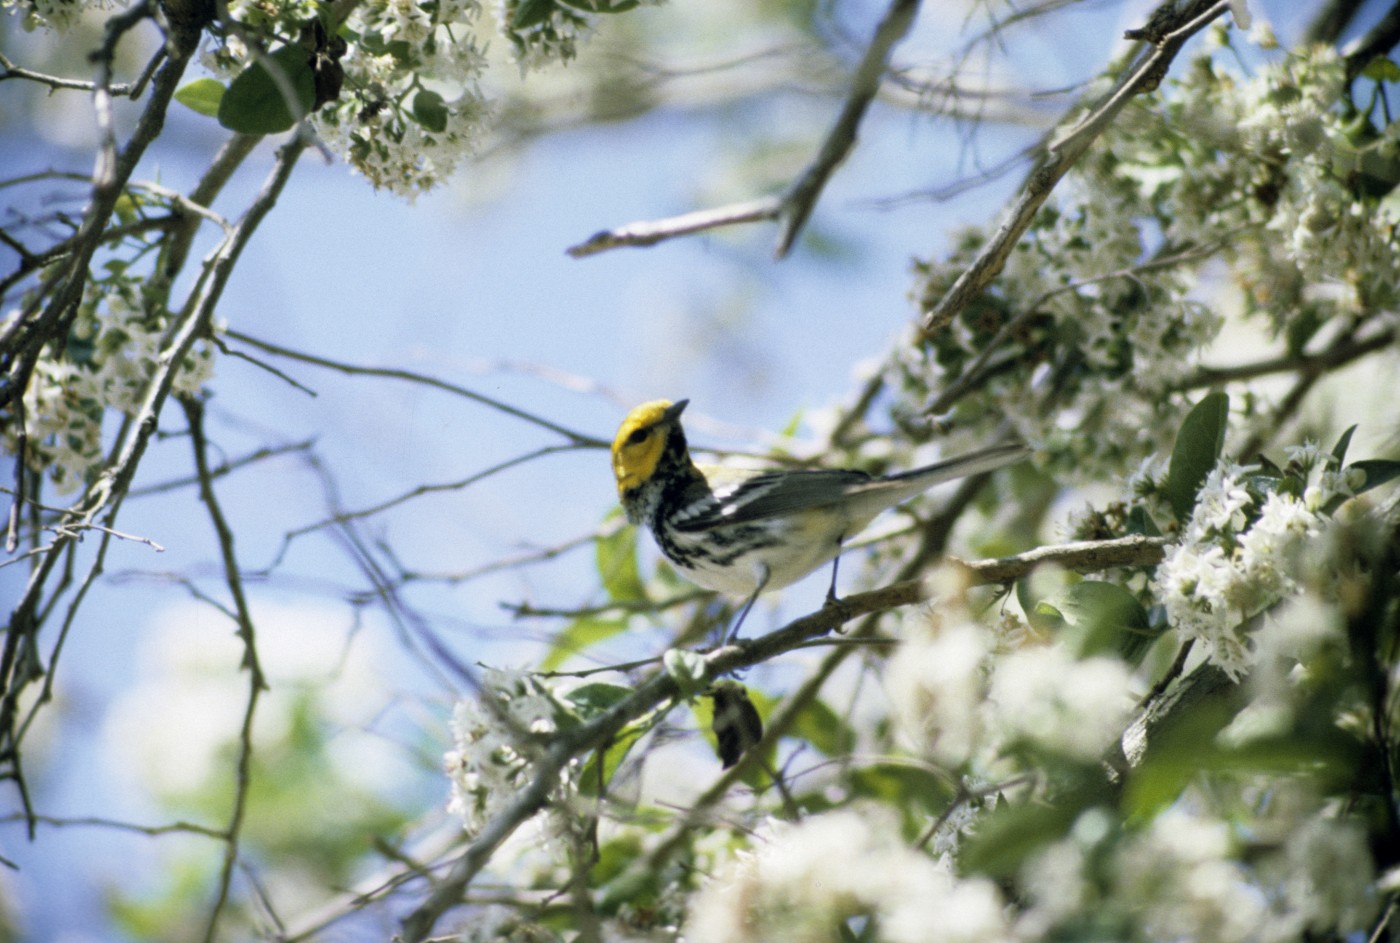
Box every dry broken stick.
[566,0,922,259]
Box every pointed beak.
[664,399,689,422]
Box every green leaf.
[541,616,628,671]
[218,45,316,134]
[1017,569,1072,635]
[1166,391,1229,520]
[1361,56,1400,83]
[1331,425,1358,465]
[411,88,448,133]
[175,78,225,117]
[1125,504,1161,537]
[511,0,555,30]
[578,720,648,796]
[662,648,708,699]
[562,681,633,720]
[597,519,647,603]
[960,799,1085,878]
[788,697,856,757]
[1054,581,1154,661]
[848,762,956,817]
[1349,459,1400,495]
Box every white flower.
[1153,457,1334,680]
[1192,464,1256,534]
[987,645,1135,762]
[444,669,569,837]
[886,612,990,766]
[1262,817,1378,939]
[1116,808,1265,943]
[686,810,1008,943]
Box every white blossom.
[444,669,572,839]
[1154,451,1345,679]
[686,810,1008,943]
[886,612,990,766]
[987,645,1136,762]
[1116,808,1265,943]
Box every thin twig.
[1178,324,1395,391]
[0,812,226,839]
[566,0,922,259]
[773,0,922,258]
[127,439,316,498]
[396,533,1168,941]
[920,0,1230,336]
[183,397,266,943]
[283,444,591,541]
[225,330,608,446]
[0,50,135,94]
[565,197,780,257]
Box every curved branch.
[396,533,1167,940]
[224,330,609,446]
[771,0,921,258]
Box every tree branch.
[182,397,266,943]
[771,0,922,258]
[224,330,608,446]
[919,0,1229,336]
[565,0,922,259]
[396,533,1167,940]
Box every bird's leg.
[824,533,847,605]
[725,564,770,644]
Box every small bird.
[611,399,1030,639]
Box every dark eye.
[627,427,650,445]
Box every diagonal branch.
[225,330,609,446]
[396,533,1167,941]
[771,0,921,258]
[565,0,921,259]
[919,0,1229,336]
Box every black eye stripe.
[627,427,650,445]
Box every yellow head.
[612,399,689,497]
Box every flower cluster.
[5,278,218,495]
[1015,797,1379,943]
[494,0,594,73]
[444,669,571,837]
[686,809,1009,943]
[886,592,1137,769]
[304,0,491,195]
[1151,445,1358,678]
[1,0,113,32]
[896,41,1398,478]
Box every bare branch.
[0,50,135,94]
[772,0,922,258]
[225,330,608,446]
[396,533,1167,940]
[566,0,921,259]
[565,197,781,257]
[919,0,1230,336]
[1179,323,1395,391]
[283,443,592,541]
[182,396,266,943]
